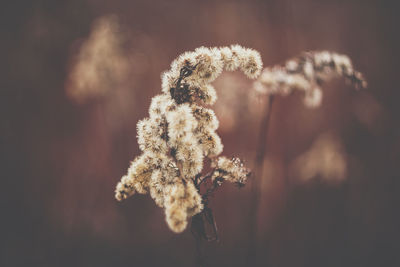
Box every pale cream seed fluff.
[115,175,135,201]
[240,48,263,79]
[166,104,198,147]
[226,45,263,78]
[160,158,181,183]
[212,156,250,185]
[220,46,235,71]
[162,45,262,106]
[165,203,188,233]
[161,71,176,95]
[149,93,174,116]
[197,131,223,157]
[126,153,155,194]
[116,153,155,199]
[192,105,219,132]
[227,45,246,71]
[137,117,168,154]
[191,46,224,82]
[149,168,181,208]
[164,180,203,233]
[198,84,217,105]
[170,51,197,73]
[184,181,203,217]
[149,170,165,207]
[175,139,204,178]
[168,47,224,85]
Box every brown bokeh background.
[2,0,399,266]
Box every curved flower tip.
[254,51,367,108]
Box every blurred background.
[2,0,399,266]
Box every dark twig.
[191,167,222,266]
[246,94,275,263]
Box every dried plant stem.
[254,95,275,190]
[247,94,275,264]
[191,168,220,239]
[191,168,220,267]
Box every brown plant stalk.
[246,94,275,264]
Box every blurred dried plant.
[251,51,367,185]
[247,51,367,264]
[66,15,130,103]
[289,132,348,183]
[254,51,367,108]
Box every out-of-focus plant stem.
[247,94,275,264]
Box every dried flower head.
[115,45,262,233]
[66,15,130,103]
[254,51,367,108]
[211,156,250,186]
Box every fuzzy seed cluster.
[211,156,250,186]
[115,45,262,233]
[254,51,367,108]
